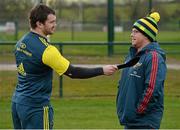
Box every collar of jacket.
[129,42,159,57]
[30,31,48,42]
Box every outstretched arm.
[64,64,117,79]
[42,45,117,78]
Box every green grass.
[0,31,180,58]
[52,98,121,129]
[0,98,121,129]
[47,31,180,42]
[0,69,180,128]
[12,30,180,42]
[161,96,180,128]
[1,30,179,57]
[1,97,180,129]
[1,30,179,65]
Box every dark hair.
[29,4,55,29]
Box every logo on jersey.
[17,63,26,76]
[39,37,49,46]
[16,42,32,57]
[20,43,26,49]
[133,62,142,69]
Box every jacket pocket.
[121,108,137,123]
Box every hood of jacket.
[130,42,166,61]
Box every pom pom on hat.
[150,12,160,22]
[133,12,160,42]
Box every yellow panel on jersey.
[42,45,70,76]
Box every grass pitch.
[0,69,180,129]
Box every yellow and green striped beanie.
[133,12,160,42]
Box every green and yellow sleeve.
[42,45,70,76]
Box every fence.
[0,41,180,98]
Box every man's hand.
[103,65,118,76]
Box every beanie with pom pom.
[133,12,160,42]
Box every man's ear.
[36,21,44,29]
[144,35,151,43]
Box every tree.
[0,0,33,21]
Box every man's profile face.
[43,14,57,35]
[130,28,147,49]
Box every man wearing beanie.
[116,12,167,129]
